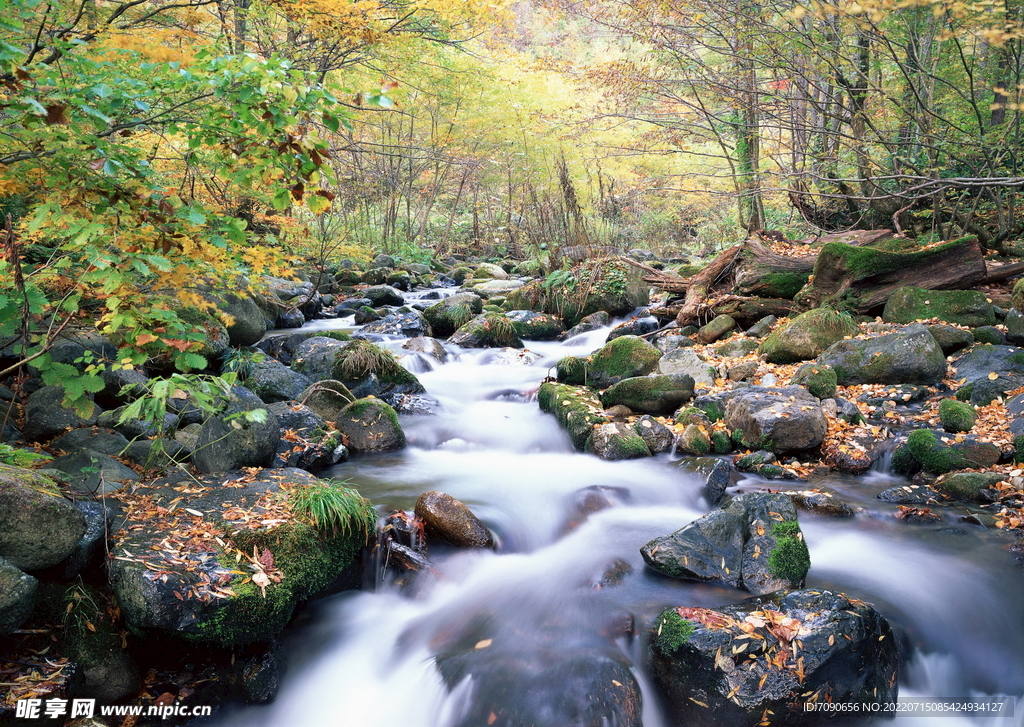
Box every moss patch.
[538,382,609,451]
[767,521,810,585]
[906,429,968,474]
[938,398,977,433]
[653,609,695,654]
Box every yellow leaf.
[988,372,999,380]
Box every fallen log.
[796,235,987,312]
[732,238,815,299]
[674,245,743,325]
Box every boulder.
[290,336,352,381]
[675,456,732,505]
[789,363,837,400]
[926,324,975,355]
[723,387,827,453]
[472,279,525,295]
[402,336,449,363]
[414,491,494,548]
[212,292,269,346]
[52,428,130,456]
[938,398,976,433]
[715,338,759,358]
[676,423,712,456]
[1006,308,1024,346]
[423,293,484,337]
[22,386,101,442]
[933,471,1004,503]
[973,325,1006,345]
[358,309,433,338]
[586,336,662,388]
[649,590,899,727]
[607,315,660,340]
[758,308,859,364]
[334,397,406,452]
[587,422,652,460]
[192,386,281,473]
[247,358,313,403]
[108,469,370,646]
[600,374,695,415]
[882,286,995,327]
[904,429,1001,474]
[473,262,509,280]
[61,501,113,578]
[0,556,37,634]
[951,344,1024,383]
[449,314,524,348]
[504,310,565,340]
[363,284,405,306]
[0,464,87,570]
[657,348,716,387]
[297,380,354,423]
[696,314,736,344]
[330,338,426,403]
[817,323,947,385]
[538,383,609,451]
[558,311,611,340]
[783,490,856,517]
[634,415,675,454]
[641,509,744,587]
[48,449,139,495]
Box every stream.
[215,317,1024,727]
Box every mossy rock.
[933,472,1004,503]
[906,429,970,474]
[972,326,1006,345]
[676,423,711,455]
[938,398,976,433]
[789,363,837,399]
[651,609,695,655]
[449,313,524,349]
[587,422,652,460]
[556,355,590,385]
[600,373,695,415]
[505,310,565,340]
[587,335,663,388]
[926,324,975,355]
[882,287,995,327]
[422,293,484,337]
[330,338,424,391]
[758,308,859,364]
[817,323,947,386]
[335,397,406,452]
[538,382,609,451]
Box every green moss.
[711,430,733,453]
[882,285,995,327]
[556,355,589,385]
[824,235,977,279]
[758,308,859,364]
[480,313,522,347]
[955,383,975,401]
[757,464,786,479]
[538,382,609,451]
[889,444,920,476]
[697,400,725,422]
[587,335,661,387]
[768,520,810,584]
[758,272,812,299]
[938,398,977,433]
[602,430,654,459]
[790,364,837,399]
[676,264,705,277]
[1015,435,1024,464]
[319,330,352,342]
[653,609,695,654]
[331,338,418,387]
[906,429,968,474]
[1010,351,1024,366]
[344,397,400,428]
[675,406,710,426]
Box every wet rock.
[641,509,745,587]
[649,590,899,727]
[248,358,313,403]
[22,385,101,442]
[972,325,1006,345]
[449,313,524,349]
[0,465,87,570]
[933,471,1004,503]
[402,336,449,363]
[52,428,130,456]
[363,284,405,307]
[600,373,695,415]
[926,324,975,355]
[657,348,716,387]
[905,429,1001,474]
[192,386,281,473]
[423,293,484,337]
[47,449,139,495]
[856,384,929,407]
[696,314,736,344]
[358,309,433,338]
[212,292,269,346]
[952,344,1024,384]
[789,363,837,400]
[0,556,37,634]
[538,383,609,452]
[237,645,281,704]
[1006,308,1024,346]
[783,490,856,517]
[436,646,641,727]
[276,308,306,328]
[505,310,566,340]
[330,339,427,404]
[559,311,611,340]
[415,490,494,548]
[818,323,947,385]
[587,422,651,460]
[607,315,659,340]
[724,387,827,454]
[676,423,712,456]
[586,335,662,388]
[484,347,543,366]
[877,483,941,505]
[634,415,675,454]
[675,456,732,505]
[61,501,111,578]
[290,336,352,382]
[335,397,406,452]
[758,308,859,364]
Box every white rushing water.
[213,322,1024,727]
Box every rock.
[386,270,411,291]
[676,423,712,456]
[52,428,130,456]
[587,422,651,460]
[61,501,111,578]
[727,361,759,381]
[600,374,695,415]
[675,457,732,505]
[758,308,859,364]
[938,398,976,433]
[330,338,426,404]
[335,397,406,452]
[657,348,716,387]
[538,383,609,451]
[290,336,352,381]
[734,450,786,479]
[22,386,101,442]
[402,336,449,363]
[267,401,325,434]
[933,471,1004,503]
[108,469,369,646]
[952,344,1024,383]
[0,556,37,634]
[817,323,947,385]
[883,286,996,327]
[423,293,484,337]
[607,315,660,340]
[724,387,827,453]
[274,426,347,471]
[715,337,759,358]
[973,325,1007,345]
[354,306,381,325]
[358,309,433,338]
[212,292,268,346]
[363,284,405,307]
[905,429,1001,474]
[99,365,149,403]
[640,508,745,586]
[372,253,396,268]
[0,465,87,570]
[654,334,697,353]
[745,315,777,338]
[192,386,281,473]
[927,324,975,354]
[783,490,856,517]
[449,314,524,348]
[789,363,837,400]
[1006,308,1024,346]
[558,311,611,340]
[586,335,662,388]
[298,380,355,423]
[649,590,899,727]
[235,645,281,704]
[730,493,807,595]
[436,647,641,727]
[414,491,493,548]
[877,484,941,505]
[276,308,305,328]
[473,262,508,280]
[634,415,675,454]
[472,279,525,295]
[248,358,313,403]
[696,314,736,344]
[504,310,565,340]
[48,449,139,495]
[483,347,542,366]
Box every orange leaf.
[135,333,158,346]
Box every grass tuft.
[333,338,405,381]
[289,479,377,538]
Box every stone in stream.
[649,590,899,727]
[0,464,87,571]
[606,315,659,340]
[817,323,947,385]
[599,373,695,415]
[641,493,809,596]
[247,358,313,403]
[356,309,433,338]
[932,471,1005,503]
[435,646,642,727]
[585,335,662,388]
[402,336,449,363]
[757,308,859,364]
[558,310,610,340]
[449,313,525,349]
[587,422,651,460]
[537,383,609,452]
[723,386,827,454]
[675,456,732,506]
[634,415,675,454]
[504,310,565,340]
[0,556,37,634]
[415,491,494,549]
[782,490,856,517]
[335,397,406,452]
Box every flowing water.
[216,320,1024,727]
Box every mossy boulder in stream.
[0,464,87,571]
[108,469,372,647]
[817,323,947,385]
[586,335,662,388]
[422,293,484,337]
[587,422,651,460]
[538,382,609,451]
[938,398,976,433]
[883,286,996,327]
[335,397,406,452]
[757,308,859,364]
[650,590,899,727]
[904,429,999,474]
[599,373,695,415]
[449,314,524,349]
